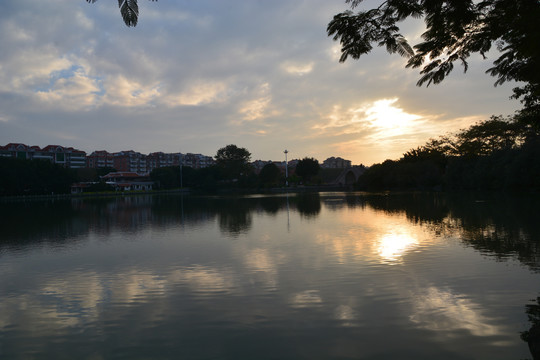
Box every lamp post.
[284,149,288,186]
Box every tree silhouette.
[259,163,281,186]
[328,0,540,117]
[295,157,320,183]
[215,144,252,180]
[86,0,157,27]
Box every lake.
[1,191,539,359]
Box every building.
[102,172,154,191]
[182,153,214,169]
[86,150,115,169]
[321,156,352,169]
[2,142,216,174]
[0,143,87,168]
[111,150,148,174]
[147,152,181,169]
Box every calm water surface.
[1,192,540,359]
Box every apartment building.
[182,153,214,169]
[321,156,352,169]
[0,143,87,168]
[86,150,115,169]
[147,152,181,169]
[2,142,216,174]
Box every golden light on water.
[315,206,436,265]
[377,232,419,264]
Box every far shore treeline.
[1,113,539,196]
[358,114,540,191]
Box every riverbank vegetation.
[2,115,539,196]
[357,114,540,191]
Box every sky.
[0,0,522,166]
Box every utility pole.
[284,149,288,186]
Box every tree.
[86,0,157,27]
[0,157,76,196]
[150,166,180,189]
[295,157,320,183]
[215,144,252,180]
[410,115,527,157]
[328,0,540,115]
[259,163,281,187]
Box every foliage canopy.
[259,163,282,186]
[328,0,540,115]
[295,157,320,182]
[358,114,540,190]
[215,144,253,180]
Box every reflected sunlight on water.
[0,192,539,359]
[314,205,439,266]
[377,232,419,264]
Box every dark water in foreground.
[1,192,540,359]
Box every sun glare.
[364,98,421,135]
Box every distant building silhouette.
[0,143,86,169]
[2,143,358,177]
[321,156,351,169]
[86,150,214,174]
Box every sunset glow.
[0,1,520,165]
[365,98,422,136]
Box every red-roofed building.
[0,143,86,168]
[102,172,154,191]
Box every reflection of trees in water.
[446,193,540,272]
[4,192,539,268]
[522,296,540,360]
[360,192,540,271]
[214,197,253,237]
[3,191,540,356]
[361,191,540,359]
[294,193,321,218]
[0,200,87,250]
[258,196,283,215]
[0,195,293,249]
[361,192,450,225]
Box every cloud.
[162,80,229,107]
[35,67,101,110]
[281,61,315,76]
[0,48,72,93]
[237,82,275,122]
[410,287,502,337]
[312,98,424,138]
[102,75,160,107]
[0,0,521,163]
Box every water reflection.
[377,231,419,264]
[522,296,540,359]
[410,286,501,337]
[1,192,539,359]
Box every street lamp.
[284,149,288,186]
